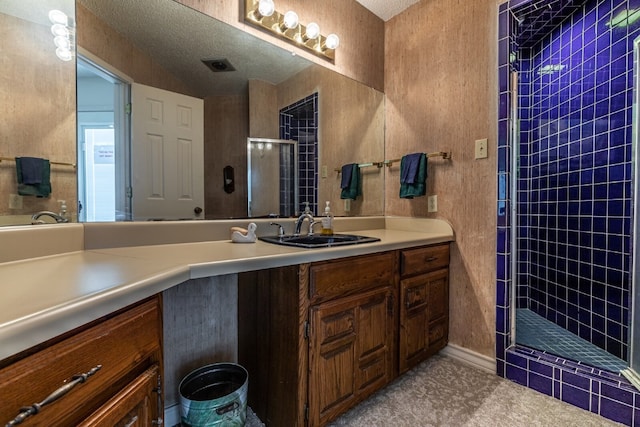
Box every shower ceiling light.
[244,0,339,61]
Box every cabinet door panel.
[79,364,159,427]
[309,287,394,426]
[399,269,449,374]
[310,300,357,425]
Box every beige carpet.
[327,354,623,427]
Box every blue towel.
[340,163,361,200]
[19,157,45,184]
[341,164,354,189]
[16,157,52,198]
[399,153,427,199]
[400,153,423,184]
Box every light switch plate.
[428,195,437,212]
[9,194,22,210]
[321,165,328,178]
[475,138,488,159]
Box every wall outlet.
[344,198,351,212]
[9,194,23,210]
[321,165,328,178]
[428,195,437,212]
[475,138,488,159]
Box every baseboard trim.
[440,344,496,374]
[165,404,180,427]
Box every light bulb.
[56,47,73,61]
[257,143,265,150]
[283,11,299,30]
[54,35,71,50]
[51,24,69,37]
[257,0,275,18]
[325,34,340,50]
[305,22,320,40]
[49,10,68,25]
[266,143,273,150]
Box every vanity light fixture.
[49,9,75,62]
[244,0,339,61]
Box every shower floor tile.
[516,309,627,372]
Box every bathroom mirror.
[247,138,298,218]
[0,0,77,225]
[0,0,385,225]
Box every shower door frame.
[630,36,640,376]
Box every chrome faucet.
[294,203,315,235]
[31,211,69,224]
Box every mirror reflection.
[247,138,298,218]
[0,0,76,226]
[0,0,385,225]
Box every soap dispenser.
[321,201,334,235]
[58,200,67,221]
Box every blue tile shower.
[280,93,319,215]
[497,0,640,425]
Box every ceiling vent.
[201,58,236,72]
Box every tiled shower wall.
[497,0,640,425]
[516,0,637,360]
[280,93,319,215]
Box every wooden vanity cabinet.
[238,244,449,427]
[0,296,163,427]
[307,252,397,426]
[399,244,450,374]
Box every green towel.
[340,163,361,200]
[399,154,427,199]
[16,158,52,198]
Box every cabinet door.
[79,364,160,427]
[309,287,394,426]
[399,269,449,374]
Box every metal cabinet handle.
[123,415,139,427]
[425,256,438,262]
[5,365,102,426]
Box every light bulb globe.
[258,0,275,17]
[305,22,320,40]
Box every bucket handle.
[216,401,239,415]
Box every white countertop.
[0,217,454,361]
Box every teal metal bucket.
[179,363,248,427]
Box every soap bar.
[231,226,248,235]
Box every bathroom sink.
[259,233,380,248]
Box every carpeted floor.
[245,354,623,426]
[326,354,623,427]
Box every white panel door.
[131,83,204,220]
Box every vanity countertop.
[0,217,454,361]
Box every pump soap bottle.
[321,201,334,235]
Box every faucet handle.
[309,221,321,236]
[270,222,285,237]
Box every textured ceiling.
[77,0,313,97]
[355,0,421,21]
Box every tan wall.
[0,14,76,218]
[175,0,385,91]
[204,95,249,219]
[384,0,499,358]
[277,65,385,216]
[248,80,279,138]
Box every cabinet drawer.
[401,244,449,277]
[0,298,161,427]
[309,252,396,304]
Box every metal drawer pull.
[5,365,102,426]
[425,256,438,262]
[123,415,139,427]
